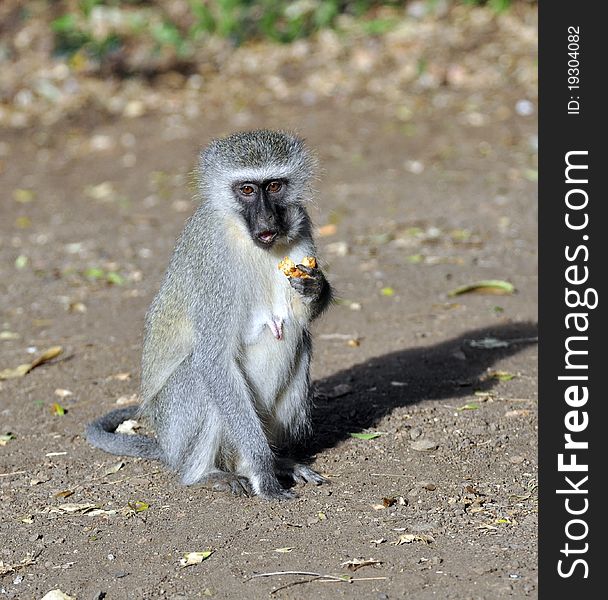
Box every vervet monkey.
[86,130,333,500]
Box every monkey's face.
[233,179,291,249]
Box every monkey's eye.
[266,181,282,193]
[240,184,256,196]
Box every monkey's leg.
[149,358,225,485]
[272,340,312,443]
[158,389,259,498]
[271,341,326,487]
[186,353,295,501]
[176,408,224,486]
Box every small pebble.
[515,99,534,116]
[410,427,423,440]
[410,439,438,452]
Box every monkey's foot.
[254,474,297,501]
[200,471,253,497]
[276,459,327,486]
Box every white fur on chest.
[243,245,312,344]
[240,243,313,407]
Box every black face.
[233,179,289,249]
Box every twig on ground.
[249,571,347,582]
[0,470,26,478]
[249,570,387,595]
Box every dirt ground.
[1,8,537,600]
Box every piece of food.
[278,256,317,278]
[278,256,297,276]
[301,256,317,269]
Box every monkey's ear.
[141,311,194,402]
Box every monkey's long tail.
[85,406,163,460]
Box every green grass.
[46,1,518,69]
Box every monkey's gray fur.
[86,130,333,500]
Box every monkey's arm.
[289,264,333,321]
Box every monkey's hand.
[289,264,327,303]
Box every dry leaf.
[487,370,516,382]
[15,254,29,268]
[448,280,515,297]
[0,346,63,380]
[510,492,532,502]
[457,403,479,411]
[13,188,35,203]
[115,420,139,435]
[54,490,74,499]
[0,553,37,577]
[127,500,149,513]
[180,550,213,567]
[86,508,118,517]
[325,241,349,256]
[50,503,100,514]
[51,402,66,416]
[111,372,131,381]
[116,394,139,405]
[394,533,435,545]
[0,432,15,446]
[0,363,30,379]
[32,319,53,328]
[505,409,531,418]
[0,331,20,341]
[46,503,117,517]
[341,558,382,571]
[68,301,87,313]
[318,224,337,237]
[350,432,383,440]
[104,462,125,476]
[30,346,63,368]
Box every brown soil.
[0,8,537,600]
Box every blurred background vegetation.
[3,1,534,76]
[0,0,537,130]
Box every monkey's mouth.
[256,230,278,246]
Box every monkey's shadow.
[299,321,537,458]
